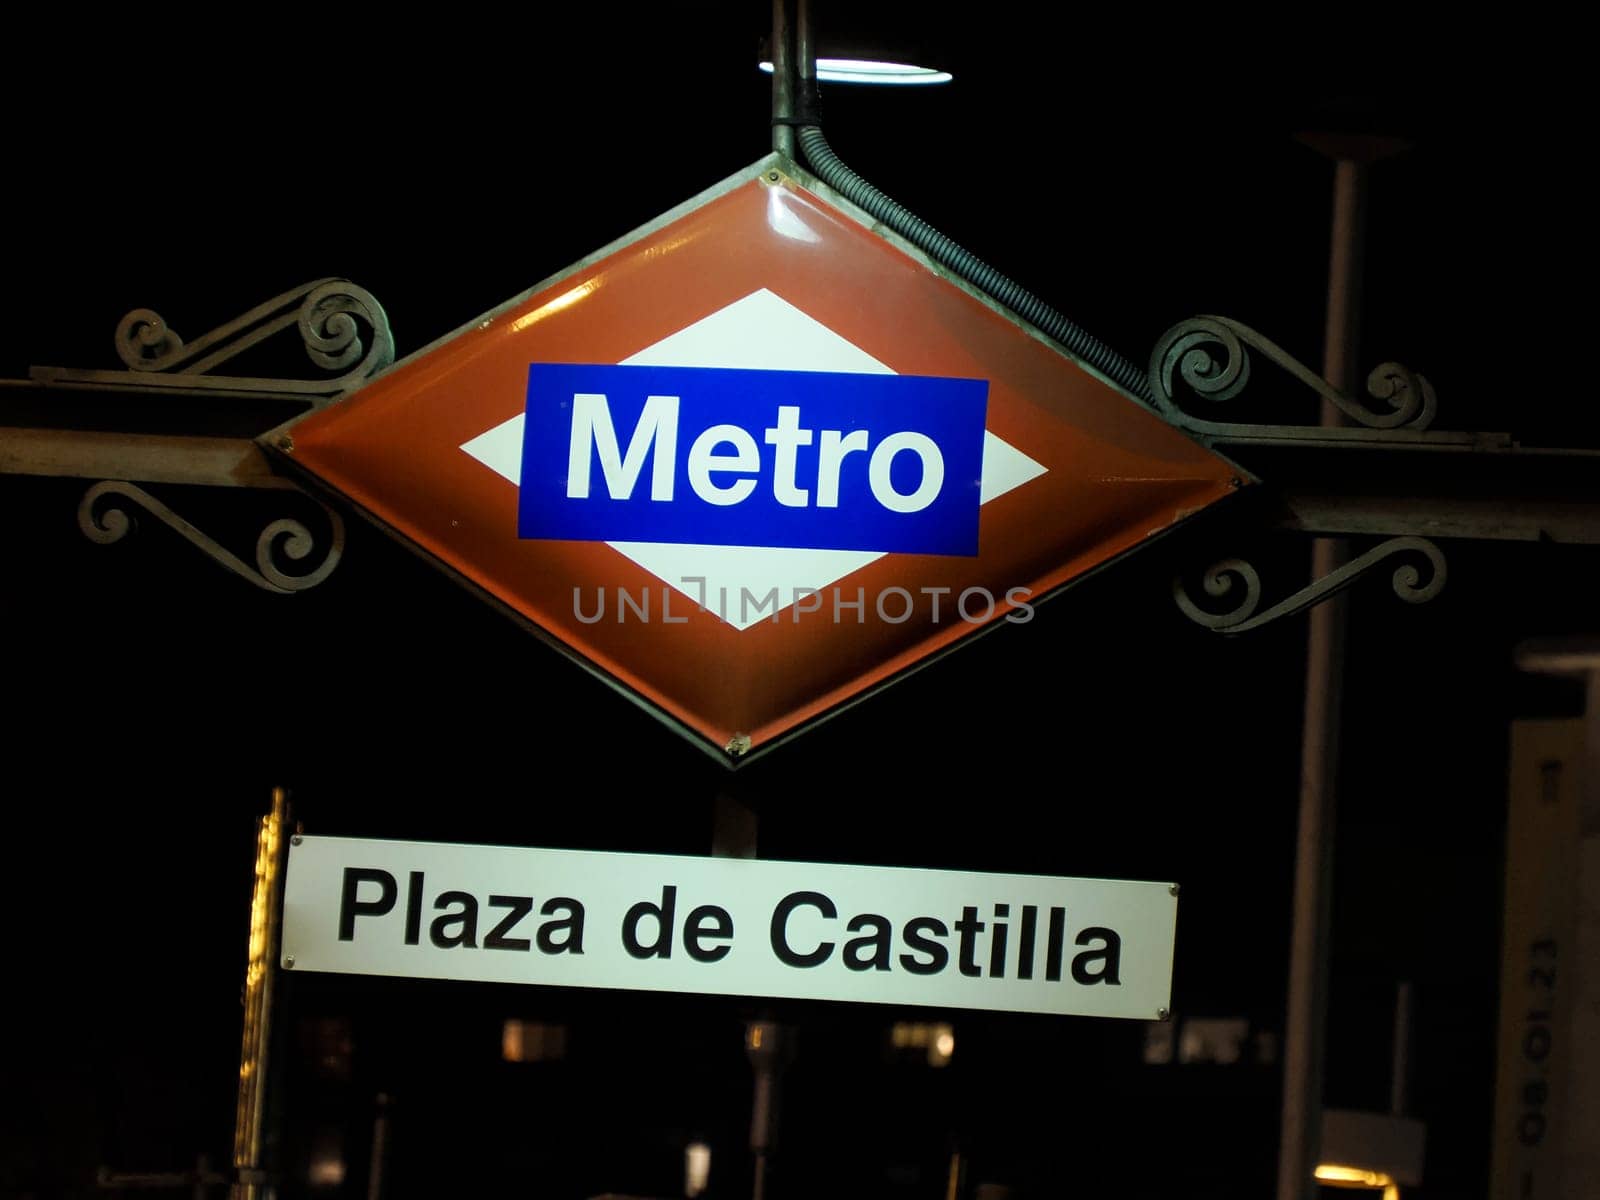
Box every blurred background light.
[685,1141,711,1197]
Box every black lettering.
[1071,927,1122,985]
[484,895,534,951]
[430,891,479,948]
[338,868,396,941]
[684,904,734,963]
[899,916,949,975]
[404,871,424,945]
[1017,905,1037,980]
[990,904,1010,979]
[843,913,892,972]
[1045,907,1066,982]
[956,905,986,977]
[537,898,586,954]
[770,891,836,967]
[1519,1111,1547,1146]
[1524,1025,1551,1062]
[623,886,678,959]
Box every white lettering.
[816,428,869,508]
[566,393,679,501]
[763,405,814,507]
[687,424,760,506]
[868,432,945,513]
[564,399,953,516]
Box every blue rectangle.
[518,364,988,556]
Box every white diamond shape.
[460,288,1047,630]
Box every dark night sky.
[2,6,1588,1198]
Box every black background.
[1,5,1587,1198]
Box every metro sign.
[275,156,1242,760]
[518,363,989,555]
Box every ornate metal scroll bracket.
[1147,315,1475,445]
[30,278,392,402]
[77,480,344,594]
[1174,536,1447,634]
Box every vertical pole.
[1389,980,1412,1117]
[796,0,815,94]
[232,787,290,1200]
[771,0,795,157]
[366,1093,392,1200]
[1582,666,1600,834]
[757,15,812,1177]
[746,1020,792,1200]
[713,788,767,1200]
[1276,157,1366,1200]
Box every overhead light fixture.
[759,58,952,85]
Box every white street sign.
[282,837,1178,1020]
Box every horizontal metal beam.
[1516,638,1600,674]
[1274,490,1600,544]
[0,427,284,489]
[1217,438,1600,545]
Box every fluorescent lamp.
[759,58,952,85]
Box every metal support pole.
[366,1093,392,1200]
[713,789,772,1200]
[232,787,290,1200]
[746,1020,792,1200]
[1389,980,1412,1117]
[796,0,815,93]
[1584,667,1600,836]
[1276,156,1367,1200]
[770,0,795,157]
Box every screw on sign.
[272,157,1243,761]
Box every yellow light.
[501,1020,523,1063]
[501,1020,567,1063]
[890,1021,957,1064]
[234,789,287,1175]
[308,1152,346,1187]
[1315,1163,1397,1190]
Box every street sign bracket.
[26,277,393,403]
[4,185,1599,738]
[1174,534,1447,635]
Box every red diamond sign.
[275,157,1241,761]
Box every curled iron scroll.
[35,279,393,400]
[77,481,345,594]
[1174,536,1446,634]
[1149,315,1436,435]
